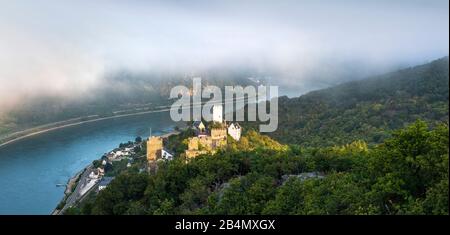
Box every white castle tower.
[212,104,223,123]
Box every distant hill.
[250,57,449,147]
[0,72,255,138]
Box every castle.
[147,104,241,163]
[185,121,228,159]
[185,104,241,159]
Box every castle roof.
[193,121,204,128]
[228,122,241,129]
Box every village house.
[106,150,130,162]
[88,167,104,179]
[123,147,134,153]
[106,152,115,161]
[161,149,174,161]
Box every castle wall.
[211,128,227,140]
[188,137,199,150]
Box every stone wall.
[211,127,227,140]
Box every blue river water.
[0,111,175,214]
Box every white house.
[89,170,100,179]
[161,149,174,161]
[114,150,128,157]
[124,147,134,152]
[109,150,130,161]
[228,123,242,141]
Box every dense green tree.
[243,57,449,147]
[365,120,449,214]
[91,173,148,215]
[74,121,448,215]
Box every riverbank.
[0,107,173,148]
[0,96,245,148]
[52,129,181,215]
[0,109,179,214]
[52,167,87,215]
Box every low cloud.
[0,0,448,111]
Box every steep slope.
[264,57,449,147]
[68,122,449,215]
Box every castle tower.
[212,104,223,123]
[147,136,163,161]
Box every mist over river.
[0,111,175,214]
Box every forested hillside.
[64,57,449,215]
[68,121,448,215]
[259,57,449,147]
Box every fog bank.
[0,0,448,111]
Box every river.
[0,111,175,214]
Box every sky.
[0,0,448,110]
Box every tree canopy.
[69,121,448,215]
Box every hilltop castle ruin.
[146,104,241,164]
